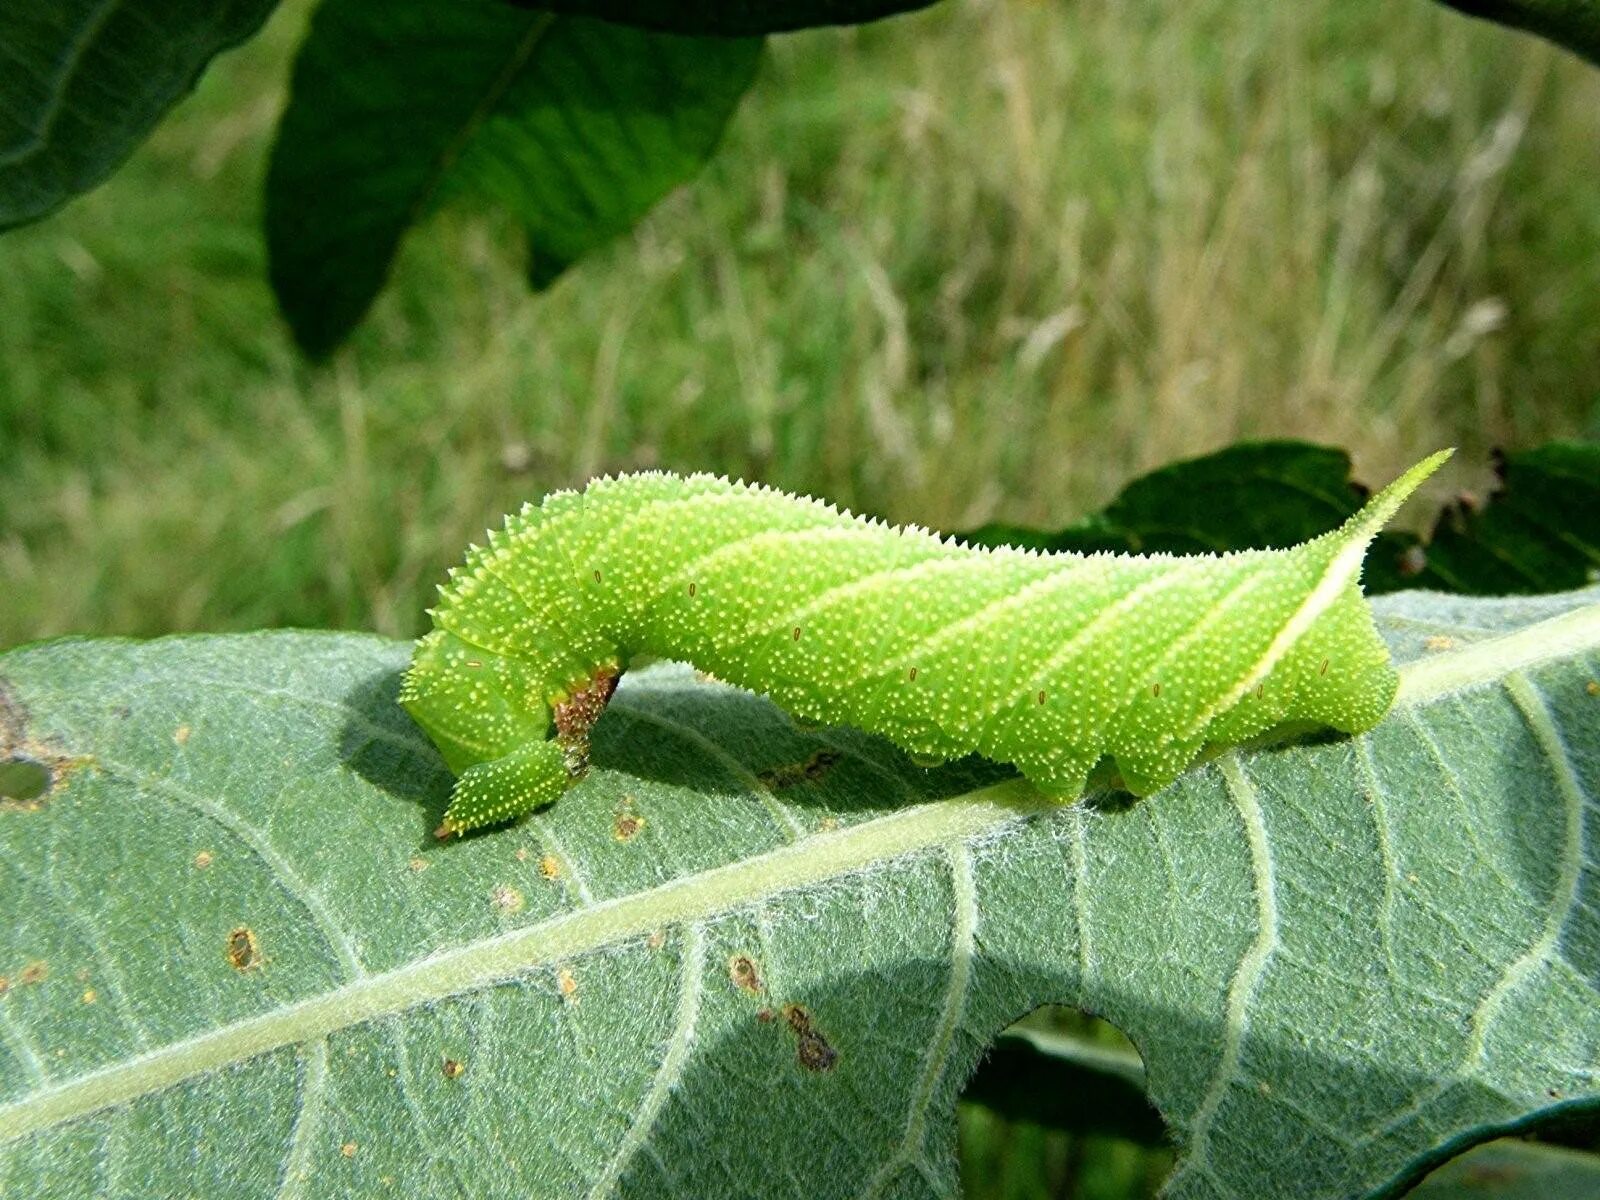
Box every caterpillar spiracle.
[402,451,1450,836]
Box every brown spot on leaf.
[756,1007,774,1023]
[193,850,214,870]
[173,725,191,746]
[782,1003,813,1036]
[0,976,8,995]
[81,989,96,1005]
[778,1001,839,1070]
[441,1057,465,1080]
[19,962,48,986]
[408,856,429,873]
[646,930,666,951]
[908,666,918,681]
[226,928,261,972]
[613,797,645,842]
[728,954,764,995]
[1423,636,1456,652]
[558,967,578,1002]
[515,847,529,862]
[796,1032,838,1073]
[538,854,562,880]
[341,1142,358,1159]
[792,626,802,641]
[490,885,524,915]
[758,750,843,792]
[1587,681,1599,697]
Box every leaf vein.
[585,923,706,1199]
[606,701,804,841]
[856,841,977,1200]
[271,1038,328,1200]
[1171,757,1280,1185]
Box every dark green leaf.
[265,0,761,356]
[0,0,277,229]
[508,0,938,36]
[1411,1139,1600,1198]
[1435,0,1600,66]
[963,441,1600,598]
[964,441,1365,557]
[1374,443,1600,597]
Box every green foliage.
[3,0,1598,652]
[3,0,1599,354]
[512,0,938,35]
[0,587,1595,1195]
[0,0,277,228]
[1411,1139,1600,1198]
[1439,0,1600,63]
[266,1,761,354]
[1395,442,1600,594]
[964,441,1600,597]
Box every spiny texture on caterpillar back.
[403,451,1451,835]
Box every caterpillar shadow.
[336,665,455,838]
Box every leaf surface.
[0,588,1597,1197]
[265,0,761,355]
[0,0,277,229]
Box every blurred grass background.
[2,0,1598,648]
[2,0,1597,1193]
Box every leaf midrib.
[403,10,557,233]
[0,778,1043,1143]
[1,598,1595,1143]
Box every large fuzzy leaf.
[0,0,277,229]
[265,0,761,356]
[0,587,1597,1197]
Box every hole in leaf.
[0,758,49,802]
[959,1008,1171,1197]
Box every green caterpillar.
[402,451,1450,835]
